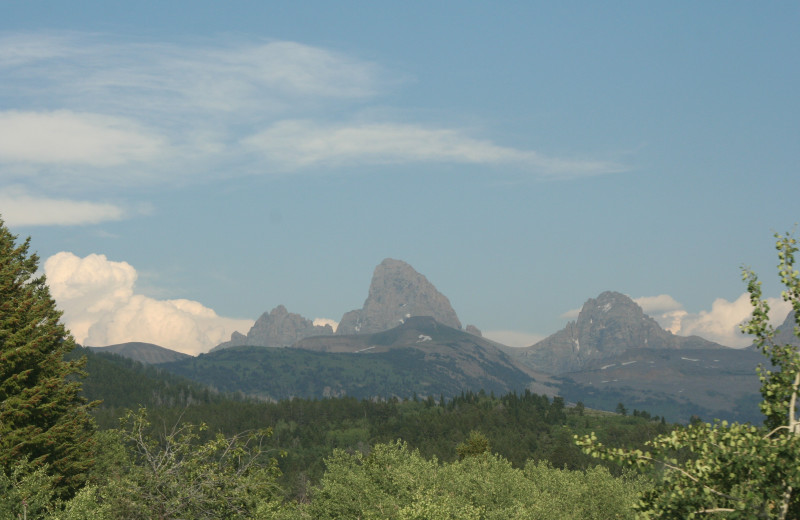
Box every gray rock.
[337,258,462,334]
[466,324,482,337]
[519,291,725,374]
[212,305,333,351]
[773,310,800,347]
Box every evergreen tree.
[0,218,96,496]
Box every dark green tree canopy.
[0,218,96,495]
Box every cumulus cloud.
[639,293,792,348]
[313,318,339,332]
[483,330,546,348]
[44,252,253,355]
[0,188,124,226]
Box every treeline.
[75,348,671,499]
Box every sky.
[1,2,798,355]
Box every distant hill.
[516,291,728,374]
[556,347,764,424]
[159,317,557,401]
[87,342,191,364]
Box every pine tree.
[0,218,96,496]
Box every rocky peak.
[774,310,800,347]
[212,305,333,351]
[519,291,724,374]
[336,258,462,335]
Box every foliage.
[456,430,491,459]
[0,219,96,496]
[159,344,532,401]
[0,457,59,519]
[94,407,284,519]
[304,440,646,519]
[577,231,800,519]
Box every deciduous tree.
[577,231,800,519]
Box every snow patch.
[417,334,432,343]
[681,357,699,362]
[622,360,637,366]
[601,302,613,312]
[600,364,616,370]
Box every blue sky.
[1,2,798,354]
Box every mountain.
[774,310,800,347]
[87,342,191,364]
[517,291,727,374]
[336,258,462,335]
[212,305,333,351]
[160,317,557,401]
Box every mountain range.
[87,258,800,423]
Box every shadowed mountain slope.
[161,317,556,401]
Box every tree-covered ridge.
[158,341,535,401]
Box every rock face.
[518,291,725,374]
[336,258,462,335]
[466,324,482,337]
[212,305,333,351]
[774,311,800,347]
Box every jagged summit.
[336,258,462,335]
[518,291,725,374]
[212,305,333,351]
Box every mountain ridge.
[516,291,728,374]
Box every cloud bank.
[44,252,253,355]
[0,31,626,227]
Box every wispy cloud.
[0,188,124,226]
[0,31,627,225]
[244,120,624,176]
[0,110,166,166]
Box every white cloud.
[44,252,253,355]
[0,188,124,226]
[0,110,166,167]
[244,120,623,176]
[0,34,383,117]
[0,31,624,194]
[633,294,683,314]
[483,330,546,348]
[639,293,792,348]
[313,318,339,332]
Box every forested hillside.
[74,348,671,500]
